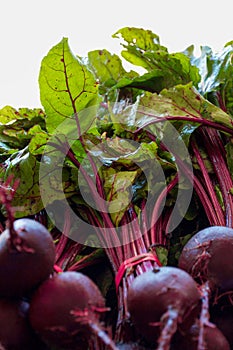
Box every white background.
[0,0,232,109]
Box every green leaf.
[0,106,45,124]
[113,71,165,93]
[39,37,99,133]
[113,27,161,51]
[0,106,19,123]
[113,27,162,70]
[185,44,233,116]
[135,83,233,137]
[0,107,46,152]
[113,55,200,93]
[2,149,44,217]
[28,125,49,155]
[112,27,200,89]
[88,49,137,89]
[103,168,138,225]
[154,246,168,266]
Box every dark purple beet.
[178,226,233,291]
[0,298,46,350]
[172,323,230,349]
[127,266,201,346]
[29,271,117,350]
[0,218,56,297]
[211,304,233,348]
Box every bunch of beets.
[0,180,119,350]
[1,178,233,350]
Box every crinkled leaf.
[113,27,161,51]
[0,106,46,150]
[185,43,233,115]
[87,139,167,206]
[113,70,165,93]
[1,146,77,216]
[185,44,233,94]
[103,168,138,225]
[39,158,77,208]
[135,83,233,140]
[0,105,20,123]
[84,136,139,168]
[0,106,45,124]
[113,27,162,70]
[88,49,138,90]
[113,57,200,93]
[2,150,43,217]
[28,125,49,155]
[113,27,200,89]
[39,37,99,133]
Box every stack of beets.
[119,226,233,349]
[1,186,233,349]
[1,221,233,349]
[0,217,55,350]
[0,182,118,350]
[0,216,121,350]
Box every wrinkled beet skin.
[178,226,233,291]
[0,218,56,297]
[0,298,46,350]
[29,271,105,349]
[127,267,201,342]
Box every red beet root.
[29,271,118,350]
[0,298,46,350]
[172,323,230,349]
[0,218,56,297]
[178,226,233,291]
[211,303,233,348]
[127,266,201,348]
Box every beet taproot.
[127,266,201,347]
[210,303,233,348]
[29,271,118,350]
[178,226,233,291]
[0,298,46,350]
[0,218,56,297]
[172,323,230,349]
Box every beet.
[29,271,118,350]
[0,218,56,297]
[127,266,201,347]
[178,226,233,291]
[211,303,233,348]
[0,298,46,350]
[172,323,230,349]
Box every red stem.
[135,112,233,136]
[191,139,225,226]
[0,177,23,251]
[174,154,221,226]
[200,127,233,226]
[150,174,179,244]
